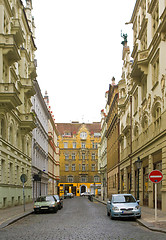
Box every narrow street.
[0,197,165,240]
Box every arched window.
[1,119,5,139]
[154,106,161,129]
[9,126,13,144]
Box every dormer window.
[80,132,87,139]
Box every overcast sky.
[26,0,136,123]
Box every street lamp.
[103,177,106,201]
[38,171,42,196]
[135,157,142,200]
[94,182,96,197]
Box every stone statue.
[121,31,128,46]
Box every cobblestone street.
[0,197,166,240]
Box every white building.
[31,80,50,199]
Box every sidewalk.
[0,202,34,229]
[93,197,166,234]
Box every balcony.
[0,34,21,65]
[19,78,36,97]
[138,49,149,66]
[0,83,22,110]
[11,18,24,46]
[19,112,36,133]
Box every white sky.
[26,0,136,123]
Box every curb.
[0,211,33,230]
[93,197,166,234]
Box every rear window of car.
[112,195,136,203]
[36,196,54,202]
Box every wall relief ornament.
[161,74,165,92]
[147,93,151,110]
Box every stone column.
[140,166,143,204]
[162,146,166,212]
[148,154,153,208]
[124,167,127,193]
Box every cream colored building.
[0,0,36,208]
[44,92,60,196]
[98,108,107,201]
[118,0,166,212]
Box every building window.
[91,164,95,171]
[68,176,73,183]
[80,132,87,139]
[82,153,85,160]
[142,116,148,138]
[152,2,159,35]
[73,142,76,148]
[1,160,5,182]
[64,142,68,148]
[72,164,75,171]
[134,89,138,113]
[82,164,85,171]
[152,58,159,87]
[9,163,13,183]
[92,142,98,149]
[94,176,99,183]
[65,153,69,160]
[141,76,147,101]
[72,153,75,160]
[81,142,85,149]
[92,153,95,160]
[65,164,69,171]
[154,106,161,129]
[81,176,86,183]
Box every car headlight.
[112,207,119,211]
[134,205,140,210]
[34,205,40,208]
[49,204,55,207]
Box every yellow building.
[56,122,101,197]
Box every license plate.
[122,211,132,214]
[41,207,48,209]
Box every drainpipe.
[129,95,132,193]
[118,117,120,193]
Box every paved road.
[0,197,166,240]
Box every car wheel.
[137,215,141,219]
[110,212,115,220]
[54,207,58,213]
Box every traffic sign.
[149,170,163,183]
[20,174,27,183]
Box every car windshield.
[36,196,54,202]
[112,195,136,203]
[54,195,59,200]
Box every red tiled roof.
[56,122,101,136]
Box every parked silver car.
[107,194,141,219]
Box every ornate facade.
[56,122,101,196]
[0,0,36,208]
[98,108,107,201]
[118,0,166,211]
[106,78,119,198]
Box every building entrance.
[81,185,86,193]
